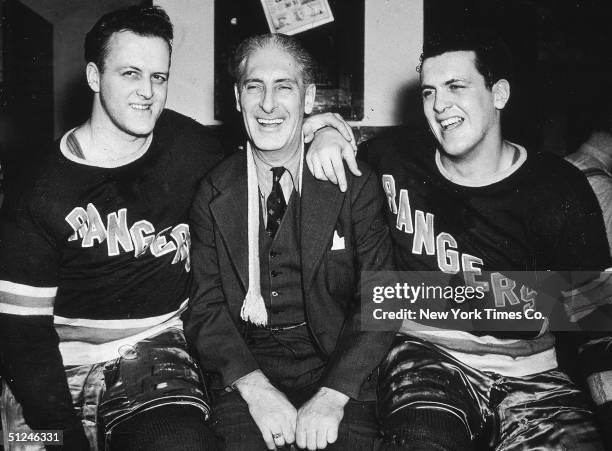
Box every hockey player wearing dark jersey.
[0,6,222,450]
[0,6,356,450]
[307,30,612,450]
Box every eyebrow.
[421,77,470,90]
[420,83,434,91]
[444,78,469,86]
[273,78,298,84]
[119,66,169,76]
[242,78,299,85]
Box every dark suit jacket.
[184,150,395,401]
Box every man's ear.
[492,79,510,110]
[234,84,242,112]
[304,84,316,115]
[86,62,101,93]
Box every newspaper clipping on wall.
[260,0,334,35]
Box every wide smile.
[256,117,284,128]
[439,116,464,131]
[130,103,152,111]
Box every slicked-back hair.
[85,5,173,71]
[231,33,316,86]
[419,29,513,89]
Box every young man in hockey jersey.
[308,30,612,449]
[0,6,222,450]
[0,6,355,450]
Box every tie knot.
[271,167,286,182]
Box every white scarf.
[240,142,304,326]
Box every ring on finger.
[272,432,283,440]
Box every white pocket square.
[331,230,345,250]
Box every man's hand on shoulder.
[296,386,349,450]
[304,114,361,193]
[235,370,297,450]
[303,112,356,150]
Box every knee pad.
[378,338,483,439]
[382,408,473,451]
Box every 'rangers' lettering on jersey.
[381,173,536,311]
[65,203,191,271]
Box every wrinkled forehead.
[241,45,305,84]
[103,30,171,69]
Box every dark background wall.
[426,0,612,156]
[2,0,612,171]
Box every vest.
[259,190,306,326]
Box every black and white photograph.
[1,0,612,450]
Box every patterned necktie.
[266,167,287,238]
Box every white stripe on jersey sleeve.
[0,280,57,297]
[561,271,612,321]
[53,299,189,329]
[0,280,56,316]
[0,303,54,316]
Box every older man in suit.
[184,33,395,450]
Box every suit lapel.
[300,166,345,291]
[208,151,345,292]
[209,154,249,290]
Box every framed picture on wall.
[215,0,364,134]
